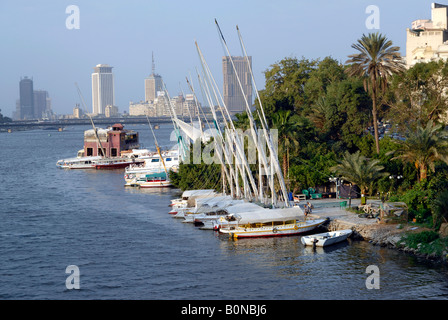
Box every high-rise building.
[92,64,115,115]
[222,56,253,114]
[19,77,34,119]
[406,3,448,67]
[145,53,163,102]
[33,90,49,119]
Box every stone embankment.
[305,199,436,252]
[297,199,448,262]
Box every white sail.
[173,118,212,143]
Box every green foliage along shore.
[171,33,448,234]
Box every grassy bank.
[397,230,448,261]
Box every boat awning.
[144,172,167,179]
[182,189,215,198]
[193,196,244,213]
[227,204,304,224]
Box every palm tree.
[332,151,388,201]
[345,32,406,154]
[271,110,300,179]
[309,97,327,132]
[392,120,448,182]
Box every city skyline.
[0,1,437,117]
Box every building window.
[87,148,93,156]
[111,148,118,157]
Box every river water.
[0,124,447,300]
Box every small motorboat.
[301,229,353,247]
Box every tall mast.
[196,40,258,200]
[236,24,291,207]
[75,82,106,157]
[146,115,168,177]
[215,20,277,205]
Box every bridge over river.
[0,116,219,132]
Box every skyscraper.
[33,90,49,119]
[145,53,163,102]
[222,56,253,114]
[92,64,115,115]
[19,77,34,119]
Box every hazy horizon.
[0,0,435,118]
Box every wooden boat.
[301,229,353,247]
[217,204,326,239]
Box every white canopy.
[182,189,215,198]
[225,203,304,224]
[193,196,245,213]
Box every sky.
[0,0,438,117]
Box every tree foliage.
[345,32,406,154]
[387,60,448,130]
[392,120,448,182]
[331,150,388,195]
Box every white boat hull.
[301,229,353,247]
[219,219,326,239]
[139,180,172,188]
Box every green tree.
[387,60,448,130]
[345,33,405,154]
[303,57,346,111]
[257,57,318,118]
[431,190,448,229]
[332,150,388,198]
[271,110,300,179]
[323,77,372,150]
[392,120,448,182]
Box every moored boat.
[57,123,148,170]
[217,203,326,239]
[56,154,102,169]
[95,157,144,169]
[301,229,353,247]
[125,171,172,188]
[219,218,326,239]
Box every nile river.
[0,124,447,300]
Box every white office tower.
[92,64,115,115]
[145,53,163,102]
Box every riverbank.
[305,199,448,264]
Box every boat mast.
[146,115,169,177]
[215,20,276,205]
[235,25,290,207]
[75,82,106,157]
[196,41,257,199]
[162,82,189,162]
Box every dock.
[303,199,414,246]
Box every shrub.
[400,230,439,249]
